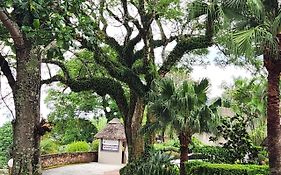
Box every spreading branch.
[158,35,213,76]
[79,37,148,96]
[42,73,129,117]
[42,59,70,81]
[158,8,216,77]
[0,8,24,47]
[0,54,15,92]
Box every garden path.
[43,162,123,175]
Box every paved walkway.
[43,163,124,175]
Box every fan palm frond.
[232,25,275,58]
[146,78,221,140]
[272,9,281,35]
[194,78,210,95]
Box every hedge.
[186,161,269,175]
[192,146,234,163]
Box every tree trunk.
[12,46,42,175]
[179,132,190,175]
[264,56,281,175]
[125,95,145,161]
[145,111,156,146]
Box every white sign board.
[102,139,119,152]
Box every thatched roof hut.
[94,118,126,141]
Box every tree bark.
[145,111,156,146]
[12,46,42,175]
[125,95,145,161]
[179,132,190,175]
[264,56,281,175]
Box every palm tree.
[219,1,281,174]
[146,78,221,175]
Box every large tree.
[219,0,281,174]
[0,1,85,174]
[43,0,219,161]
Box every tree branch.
[43,74,129,117]
[42,59,70,81]
[158,35,213,76]
[41,75,66,85]
[0,8,24,47]
[79,37,147,96]
[0,54,15,92]
[158,8,216,77]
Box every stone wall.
[41,152,98,169]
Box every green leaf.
[33,19,40,29]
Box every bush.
[66,141,91,153]
[189,136,204,150]
[92,140,99,151]
[40,138,59,155]
[120,150,178,175]
[153,139,179,152]
[0,123,12,168]
[192,145,233,163]
[186,161,269,175]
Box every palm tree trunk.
[264,56,281,175]
[179,132,190,175]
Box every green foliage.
[147,78,221,137]
[218,0,278,59]
[223,77,267,146]
[46,90,101,144]
[249,123,267,146]
[189,136,204,151]
[192,145,233,163]
[211,115,259,164]
[66,141,91,153]
[0,123,12,168]
[92,140,100,151]
[120,150,178,175]
[186,161,269,175]
[148,0,183,19]
[40,138,59,155]
[46,88,119,145]
[153,139,179,152]
[153,139,180,158]
[91,117,108,132]
[223,77,267,125]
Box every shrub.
[0,123,13,168]
[189,136,204,151]
[211,115,260,163]
[186,161,269,175]
[92,139,100,151]
[153,139,179,152]
[40,138,59,155]
[192,145,233,163]
[120,150,178,175]
[66,141,91,153]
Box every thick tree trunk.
[125,95,145,161]
[264,56,281,175]
[12,46,42,175]
[145,111,156,146]
[179,132,190,175]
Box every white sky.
[190,47,252,98]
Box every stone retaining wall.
[41,152,98,169]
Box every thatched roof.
[94,118,126,140]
